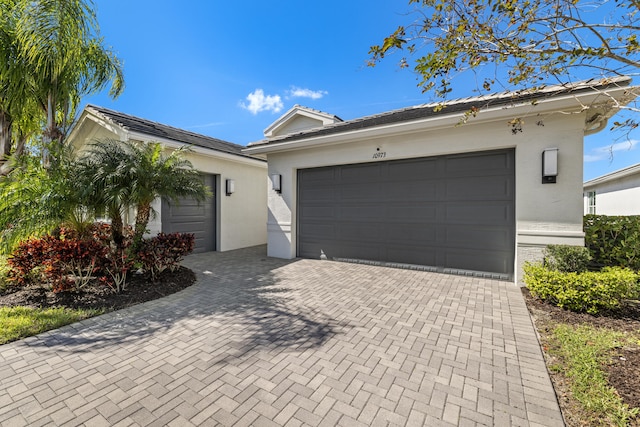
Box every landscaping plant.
[543,244,592,273]
[524,263,639,314]
[584,215,640,271]
[137,232,195,281]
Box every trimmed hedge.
[584,214,640,270]
[524,263,639,314]
[543,244,591,273]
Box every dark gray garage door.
[297,149,515,278]
[161,174,216,253]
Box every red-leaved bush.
[7,235,58,286]
[8,236,107,292]
[7,225,193,293]
[137,233,195,281]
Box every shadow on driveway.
[21,246,342,362]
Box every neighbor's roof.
[86,105,261,160]
[247,76,634,148]
[584,162,640,188]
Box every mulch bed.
[522,288,640,424]
[0,267,196,312]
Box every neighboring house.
[67,105,267,253]
[583,163,640,215]
[244,77,638,283]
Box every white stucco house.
[67,105,267,253]
[583,163,640,215]
[244,77,638,283]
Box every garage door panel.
[340,164,383,182]
[298,241,338,259]
[445,226,513,250]
[338,242,383,259]
[300,206,335,219]
[297,149,515,278]
[341,184,383,200]
[301,187,337,201]
[299,222,336,237]
[446,151,513,175]
[387,159,438,178]
[380,180,438,200]
[165,206,206,217]
[445,176,513,200]
[301,167,336,182]
[445,204,512,224]
[385,245,439,266]
[340,205,386,219]
[385,223,438,243]
[162,174,215,253]
[388,205,438,221]
[338,222,384,240]
[445,249,511,273]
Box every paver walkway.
[0,246,564,426]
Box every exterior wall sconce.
[542,148,559,184]
[271,174,282,193]
[225,179,235,196]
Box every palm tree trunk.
[133,202,152,251]
[0,110,13,164]
[109,209,125,249]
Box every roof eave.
[244,86,635,155]
[584,163,640,188]
[127,131,267,166]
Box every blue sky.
[82,0,640,182]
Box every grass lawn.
[0,306,104,345]
[548,324,639,426]
[524,289,640,426]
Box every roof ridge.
[87,104,245,149]
[250,76,634,146]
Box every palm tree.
[126,141,209,250]
[76,139,210,250]
[0,0,39,175]
[0,0,124,173]
[74,139,134,248]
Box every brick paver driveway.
[0,246,564,426]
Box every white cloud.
[287,87,328,100]
[241,89,283,115]
[584,140,638,162]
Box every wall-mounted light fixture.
[542,148,559,184]
[225,179,235,196]
[271,174,282,193]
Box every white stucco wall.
[261,111,587,284]
[583,174,640,215]
[186,154,267,251]
[71,117,267,252]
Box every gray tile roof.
[249,77,632,147]
[584,162,640,187]
[88,105,262,161]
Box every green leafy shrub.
[524,263,639,314]
[0,256,10,292]
[584,214,640,270]
[137,233,195,281]
[543,244,592,273]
